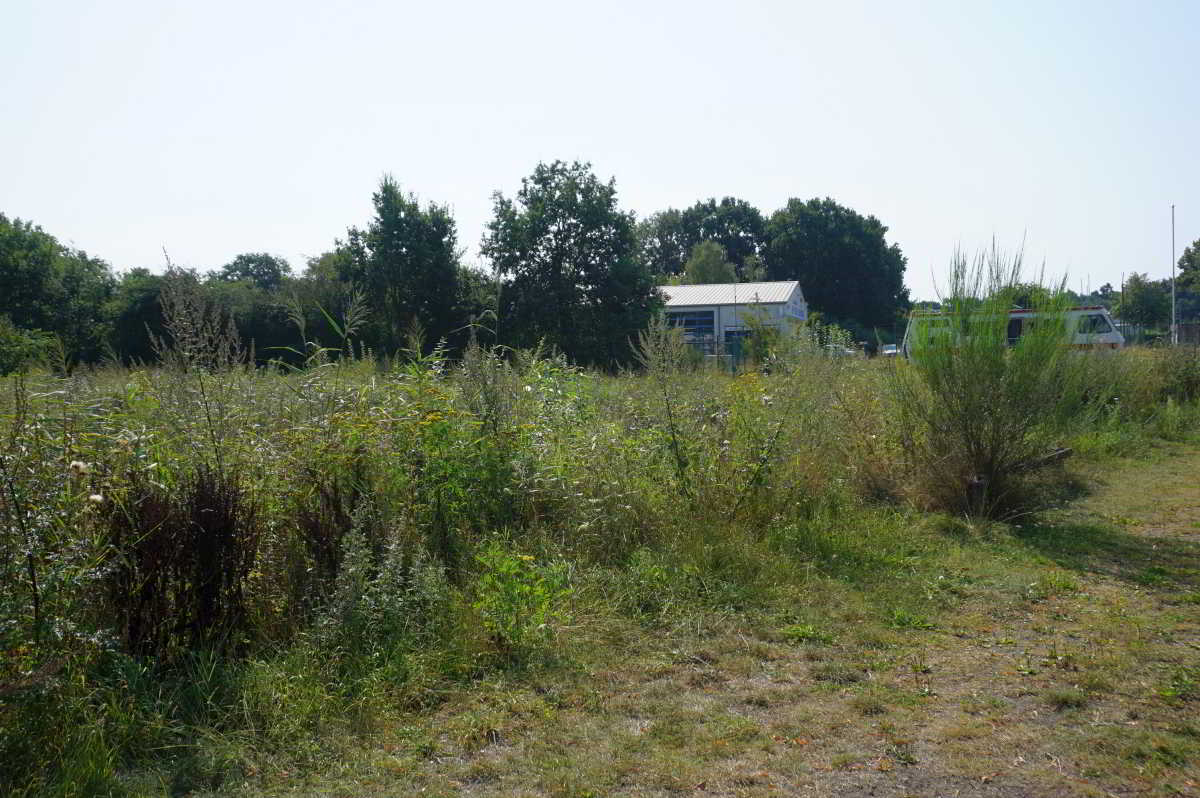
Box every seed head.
[69,460,89,476]
[88,494,104,504]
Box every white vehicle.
[901,306,1124,358]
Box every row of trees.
[1111,269,1200,331]
[1,161,916,370]
[26,162,1197,371]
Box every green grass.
[0,342,1198,796]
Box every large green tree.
[340,176,460,353]
[1116,272,1170,328]
[637,197,766,280]
[0,213,115,363]
[682,241,736,284]
[1175,238,1200,321]
[636,208,689,279]
[482,161,660,367]
[53,249,116,363]
[106,268,167,364]
[682,197,765,279]
[763,198,909,332]
[215,252,292,292]
[1179,238,1200,292]
[0,214,60,333]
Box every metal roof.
[659,281,802,307]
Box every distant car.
[879,344,899,357]
[823,344,858,358]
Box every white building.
[659,281,808,355]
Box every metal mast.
[1172,204,1177,345]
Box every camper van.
[900,306,1124,358]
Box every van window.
[1007,318,1021,344]
[1077,313,1113,334]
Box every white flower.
[88,494,104,504]
[69,460,89,476]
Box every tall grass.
[0,286,1197,794]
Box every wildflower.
[69,460,89,476]
[88,494,104,504]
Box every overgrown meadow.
[3,294,1200,795]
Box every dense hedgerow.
[0,316,1197,793]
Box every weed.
[850,691,889,716]
[830,751,864,770]
[810,662,865,685]
[1158,666,1200,704]
[886,741,917,765]
[888,609,936,630]
[0,330,1196,795]
[473,541,571,663]
[892,247,1101,517]
[781,623,835,645]
[1045,688,1089,710]
[1027,571,1080,600]
[102,466,260,658]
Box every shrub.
[102,467,260,659]
[892,248,1095,516]
[1155,345,1200,403]
[472,541,570,663]
[0,316,52,375]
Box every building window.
[667,311,715,340]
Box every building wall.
[667,300,807,347]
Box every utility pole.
[1172,204,1178,345]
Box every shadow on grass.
[1012,521,1200,590]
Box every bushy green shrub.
[0,316,52,375]
[472,541,570,663]
[892,248,1097,516]
[1155,345,1200,403]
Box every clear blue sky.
[3,0,1196,300]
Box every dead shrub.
[102,467,260,659]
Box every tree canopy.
[216,253,292,292]
[340,176,460,352]
[0,212,116,363]
[637,197,766,280]
[682,241,736,284]
[481,161,659,367]
[1116,272,1170,328]
[1,167,953,372]
[764,198,909,333]
[1179,238,1200,296]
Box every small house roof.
[660,281,802,307]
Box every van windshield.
[1078,314,1113,334]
